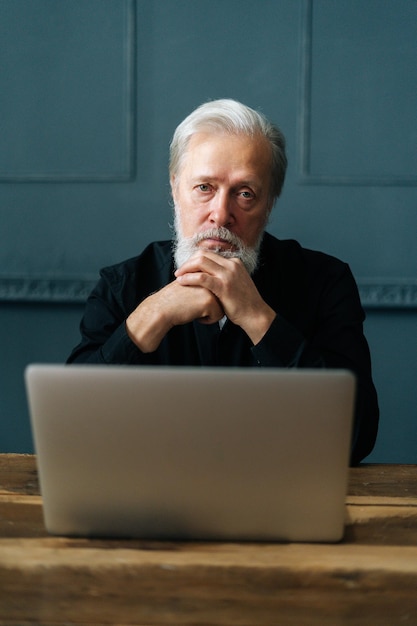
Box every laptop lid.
[25,364,355,542]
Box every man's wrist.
[126,295,169,353]
[242,306,276,346]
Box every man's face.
[171,131,273,263]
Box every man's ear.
[170,175,177,202]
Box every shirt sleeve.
[66,274,152,365]
[251,315,309,367]
[251,262,379,465]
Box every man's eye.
[240,191,253,199]
[198,184,210,192]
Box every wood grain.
[1,455,417,625]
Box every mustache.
[192,227,245,250]
[171,208,263,275]
[173,227,261,276]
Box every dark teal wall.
[0,303,83,452]
[1,1,416,460]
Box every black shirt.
[67,232,379,464]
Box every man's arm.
[251,263,379,465]
[175,249,379,464]
[125,280,223,353]
[67,272,224,364]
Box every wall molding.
[298,0,417,187]
[0,276,97,304]
[1,275,417,310]
[357,279,417,310]
[0,0,136,182]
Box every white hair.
[169,99,287,202]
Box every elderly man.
[67,99,379,464]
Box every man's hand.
[175,250,276,345]
[126,280,224,353]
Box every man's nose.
[209,191,234,228]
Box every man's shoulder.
[262,232,348,270]
[97,241,174,299]
[260,233,357,316]
[101,241,173,277]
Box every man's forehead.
[182,131,271,178]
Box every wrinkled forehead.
[176,131,273,184]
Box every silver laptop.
[25,364,355,542]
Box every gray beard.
[172,216,262,276]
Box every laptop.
[25,364,355,542]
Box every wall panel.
[0,0,135,181]
[299,0,417,184]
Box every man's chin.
[198,240,237,254]
[173,226,261,275]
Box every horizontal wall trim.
[299,175,417,187]
[0,172,136,183]
[0,276,97,304]
[357,279,417,310]
[1,275,417,310]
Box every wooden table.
[1,455,417,625]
